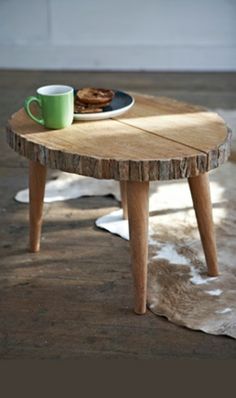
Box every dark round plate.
[73,89,135,121]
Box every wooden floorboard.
[0,71,236,359]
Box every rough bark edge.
[206,126,232,171]
[6,123,232,182]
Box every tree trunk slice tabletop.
[6,93,231,315]
[6,94,231,182]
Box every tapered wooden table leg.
[127,181,149,314]
[29,160,47,253]
[120,181,128,219]
[188,173,219,276]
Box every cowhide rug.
[15,110,236,338]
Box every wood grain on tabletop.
[6,94,231,181]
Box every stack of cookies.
[74,88,115,114]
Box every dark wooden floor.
[0,71,236,359]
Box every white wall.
[0,0,235,70]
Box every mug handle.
[24,96,44,126]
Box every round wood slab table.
[6,94,231,314]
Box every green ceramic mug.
[24,85,74,129]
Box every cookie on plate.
[76,88,114,106]
[74,98,104,114]
[74,103,103,114]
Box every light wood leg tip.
[29,245,40,253]
[208,271,220,277]
[134,306,146,315]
